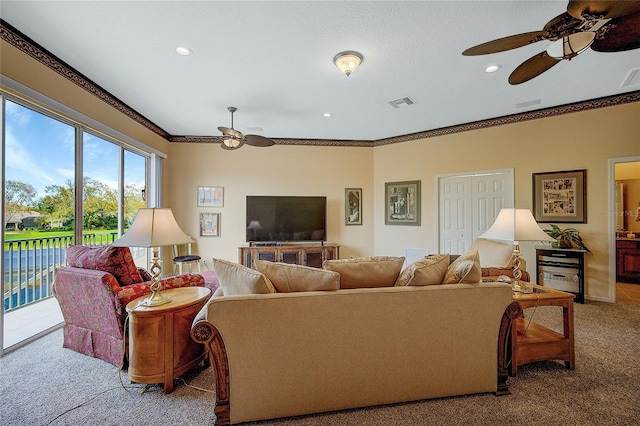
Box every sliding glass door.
[1,95,150,353]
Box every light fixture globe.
[547,31,595,60]
[333,51,363,76]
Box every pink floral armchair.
[52,245,213,367]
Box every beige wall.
[373,103,640,300]
[3,36,640,301]
[167,143,374,262]
[620,179,640,233]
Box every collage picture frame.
[533,169,586,223]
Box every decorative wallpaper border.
[2,19,638,148]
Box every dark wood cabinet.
[239,243,339,269]
[616,239,640,284]
[536,248,586,304]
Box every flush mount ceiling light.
[333,51,363,77]
[485,64,501,73]
[175,46,192,56]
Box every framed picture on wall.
[385,180,421,225]
[200,212,220,237]
[197,186,224,207]
[533,169,586,223]
[345,188,362,225]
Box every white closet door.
[439,176,473,254]
[472,173,512,237]
[438,170,513,254]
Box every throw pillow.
[254,260,340,292]
[137,267,152,282]
[442,250,482,284]
[323,256,405,289]
[395,254,450,286]
[66,245,143,286]
[212,258,276,296]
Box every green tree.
[37,180,74,228]
[4,180,38,230]
[83,178,117,229]
[34,178,145,231]
[124,184,145,226]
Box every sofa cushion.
[469,238,515,268]
[66,245,143,286]
[395,254,450,286]
[442,250,482,284]
[212,258,275,295]
[323,256,405,289]
[254,260,340,292]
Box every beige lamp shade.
[112,208,195,248]
[479,208,555,243]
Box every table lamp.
[112,208,195,306]
[479,208,555,292]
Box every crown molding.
[2,19,638,148]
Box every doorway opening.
[609,156,640,305]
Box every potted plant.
[544,224,592,253]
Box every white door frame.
[608,156,640,303]
[434,168,514,252]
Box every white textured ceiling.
[1,1,639,141]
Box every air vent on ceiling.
[620,68,640,89]
[387,97,415,109]
[515,99,541,109]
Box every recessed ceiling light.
[323,113,333,118]
[485,64,501,73]
[176,46,192,56]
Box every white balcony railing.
[3,232,118,312]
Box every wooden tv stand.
[239,243,339,269]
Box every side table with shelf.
[126,286,211,393]
[510,284,575,376]
[536,247,586,304]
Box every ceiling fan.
[217,106,275,150]
[462,0,640,84]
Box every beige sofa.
[191,256,519,425]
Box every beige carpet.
[1,300,639,425]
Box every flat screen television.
[246,196,326,243]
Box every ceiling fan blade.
[244,134,275,147]
[508,51,561,85]
[217,126,244,139]
[542,12,584,38]
[462,31,548,56]
[567,1,640,20]
[591,12,640,52]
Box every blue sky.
[5,99,145,198]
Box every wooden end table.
[126,286,211,393]
[510,283,575,376]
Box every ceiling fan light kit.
[461,0,640,84]
[547,31,595,59]
[217,106,275,150]
[333,51,363,76]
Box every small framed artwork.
[197,186,224,207]
[533,169,586,223]
[200,212,220,237]
[385,180,421,226]
[345,188,362,225]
